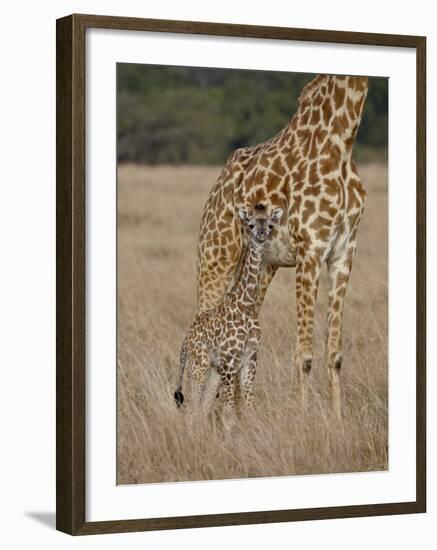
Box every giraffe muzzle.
[255,232,268,242]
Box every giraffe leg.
[239,352,257,412]
[196,221,242,312]
[221,374,238,434]
[196,151,246,313]
[295,253,322,412]
[201,367,221,415]
[197,259,238,312]
[190,347,211,413]
[190,366,205,411]
[219,355,241,434]
[325,242,356,421]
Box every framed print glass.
[56,14,426,535]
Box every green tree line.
[117,64,388,165]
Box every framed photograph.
[56,13,426,535]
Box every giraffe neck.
[231,239,263,312]
[280,75,368,154]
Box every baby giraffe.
[174,206,283,428]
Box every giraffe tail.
[174,337,188,408]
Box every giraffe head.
[238,204,283,244]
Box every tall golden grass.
[117,163,388,485]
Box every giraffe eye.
[248,222,255,229]
[268,224,274,230]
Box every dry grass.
[117,163,388,485]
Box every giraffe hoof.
[302,358,312,373]
[334,357,342,371]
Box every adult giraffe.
[196,74,368,419]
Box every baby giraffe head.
[238,204,284,244]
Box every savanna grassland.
[117,163,388,485]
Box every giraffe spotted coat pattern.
[196,75,369,419]
[175,207,283,425]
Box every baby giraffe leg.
[190,347,211,413]
[219,355,240,433]
[201,367,221,415]
[239,323,261,412]
[239,352,257,411]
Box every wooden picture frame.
[56,13,426,535]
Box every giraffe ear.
[271,207,284,223]
[238,208,249,221]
